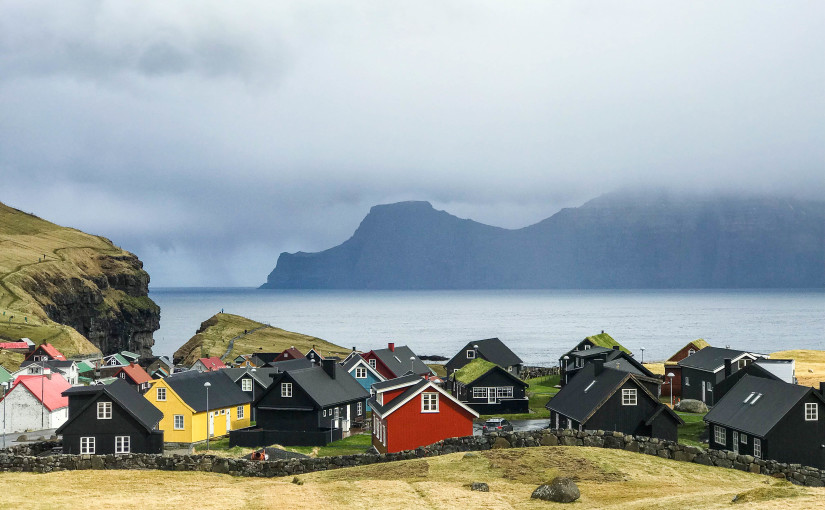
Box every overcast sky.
[1,1,822,287]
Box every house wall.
[663,365,681,399]
[0,387,67,433]
[61,394,164,454]
[680,366,719,405]
[360,352,395,379]
[256,374,320,432]
[348,367,381,410]
[145,381,194,443]
[458,369,529,414]
[766,394,825,469]
[586,380,676,440]
[382,390,474,453]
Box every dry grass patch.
[771,350,825,387]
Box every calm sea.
[148,288,825,366]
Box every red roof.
[274,347,304,362]
[115,363,153,384]
[0,341,29,350]
[25,343,67,361]
[8,374,71,411]
[197,357,227,371]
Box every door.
[488,388,497,404]
[701,381,706,403]
[208,412,214,436]
[343,404,350,430]
[333,407,340,429]
[732,431,739,454]
[226,410,231,432]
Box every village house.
[561,346,660,394]
[0,373,71,433]
[24,342,67,362]
[547,361,682,441]
[232,358,368,447]
[361,343,434,380]
[714,358,796,401]
[369,374,478,454]
[13,359,79,386]
[341,353,385,410]
[662,339,710,399]
[113,362,153,393]
[140,356,173,379]
[57,379,164,455]
[101,351,140,368]
[0,337,34,354]
[677,347,767,406]
[305,347,325,363]
[445,337,524,378]
[273,347,304,363]
[190,356,227,373]
[250,352,281,367]
[559,332,632,386]
[0,365,11,387]
[704,375,825,469]
[145,370,251,445]
[449,358,529,414]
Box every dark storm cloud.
[0,1,823,285]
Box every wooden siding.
[382,390,474,453]
[61,393,163,454]
[765,394,825,469]
[360,352,396,379]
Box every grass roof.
[585,332,631,354]
[452,358,498,385]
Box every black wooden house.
[547,361,682,440]
[230,358,369,447]
[450,358,529,414]
[677,347,765,406]
[57,379,164,455]
[704,375,825,469]
[445,338,524,378]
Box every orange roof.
[116,363,153,384]
[197,357,227,371]
[8,374,70,411]
[26,343,67,361]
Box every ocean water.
[148,288,825,366]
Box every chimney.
[388,342,395,352]
[321,358,336,379]
[130,361,135,367]
[613,345,620,351]
[724,358,732,378]
[593,359,605,376]
[819,382,825,396]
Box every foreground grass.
[1,446,822,509]
[677,412,707,447]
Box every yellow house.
[146,371,251,444]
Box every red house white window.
[421,393,439,413]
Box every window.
[496,387,514,399]
[472,387,488,399]
[355,367,367,379]
[174,415,184,430]
[688,349,695,356]
[323,409,327,417]
[119,372,126,379]
[237,406,244,419]
[357,402,363,415]
[368,359,376,369]
[466,350,475,359]
[738,359,751,369]
[156,387,166,401]
[281,382,292,397]
[422,392,439,412]
[242,378,252,391]
[622,389,637,406]
[684,377,690,387]
[740,433,747,444]
[805,403,818,421]
[714,425,726,446]
[80,437,95,454]
[97,401,112,420]
[584,344,590,350]
[753,438,761,458]
[115,436,130,454]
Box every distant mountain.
[261,192,825,289]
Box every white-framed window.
[684,377,690,387]
[115,436,130,454]
[242,378,252,392]
[119,372,126,379]
[173,414,184,430]
[355,367,367,379]
[368,359,376,369]
[80,437,95,454]
[97,401,112,420]
[323,409,327,417]
[714,425,726,446]
[466,350,475,359]
[237,406,244,419]
[753,438,761,458]
[422,392,439,412]
[156,387,166,401]
[357,402,363,415]
[584,344,590,350]
[622,389,637,406]
[738,359,750,369]
[496,387,514,399]
[688,348,695,356]
[281,382,292,397]
[805,402,818,421]
[472,387,488,399]
[740,433,747,444]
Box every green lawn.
[677,411,707,447]
[285,433,372,457]
[477,375,559,421]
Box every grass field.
[194,433,373,458]
[173,313,351,366]
[771,350,825,387]
[0,446,821,509]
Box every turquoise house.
[342,354,385,410]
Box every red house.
[368,374,478,453]
[664,339,710,399]
[361,343,433,380]
[25,343,67,362]
[273,347,304,363]
[113,362,153,393]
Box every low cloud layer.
[1,1,822,286]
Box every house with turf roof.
[704,375,825,469]
[444,338,524,378]
[547,360,682,440]
[449,358,528,414]
[663,339,710,399]
[369,374,478,453]
[341,354,385,410]
[57,378,164,455]
[559,332,631,386]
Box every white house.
[12,360,79,386]
[0,374,71,433]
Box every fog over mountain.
[264,192,825,289]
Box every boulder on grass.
[471,482,489,492]
[675,399,708,413]
[531,477,580,503]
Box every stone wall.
[1,430,824,487]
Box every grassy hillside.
[0,201,159,359]
[771,350,825,387]
[0,447,821,509]
[173,313,351,366]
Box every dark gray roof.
[369,379,429,416]
[342,354,364,371]
[223,367,280,387]
[371,345,432,377]
[267,358,313,371]
[448,338,523,368]
[371,374,422,391]
[59,379,163,432]
[283,365,369,408]
[678,347,756,371]
[21,359,75,369]
[567,347,614,358]
[164,370,251,412]
[704,375,820,437]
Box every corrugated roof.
[164,370,250,412]
[30,343,67,361]
[9,374,71,411]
